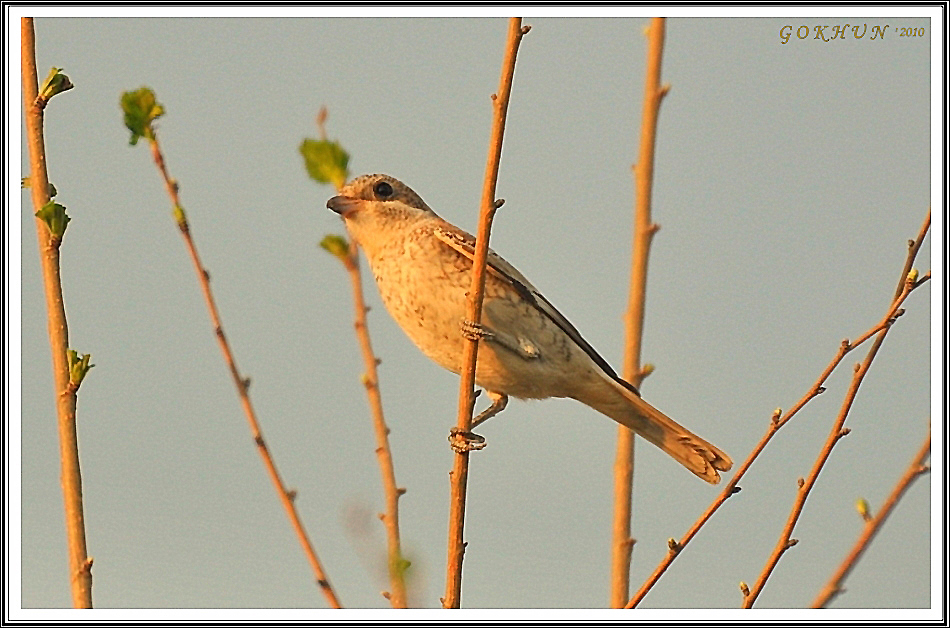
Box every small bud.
[771,408,782,424]
[667,538,679,552]
[856,498,872,521]
[37,67,74,106]
[641,363,655,378]
[797,477,805,488]
[786,538,799,549]
[907,268,919,284]
[739,581,750,596]
[66,349,94,388]
[173,204,187,228]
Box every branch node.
[521,24,532,35]
[667,538,680,553]
[797,477,805,488]
[815,386,827,395]
[771,408,782,424]
[381,590,392,600]
[493,198,505,210]
[254,435,265,448]
[397,487,407,496]
[786,538,799,549]
[739,581,750,597]
[730,484,742,495]
[838,427,851,439]
[286,489,297,502]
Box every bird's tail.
[576,378,732,484]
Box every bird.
[327,174,732,484]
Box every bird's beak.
[327,195,361,217]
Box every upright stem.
[341,246,407,608]
[610,16,667,608]
[443,17,528,609]
[21,17,93,609]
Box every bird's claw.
[448,427,487,453]
[460,320,493,342]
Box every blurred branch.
[443,17,529,609]
[611,16,668,608]
[811,428,931,608]
[125,90,342,608]
[628,209,931,608]
[324,233,408,608]
[742,214,931,608]
[21,17,93,609]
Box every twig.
[742,226,931,608]
[811,429,931,608]
[610,17,668,608]
[21,17,93,609]
[443,17,529,609]
[143,129,342,608]
[338,245,408,608]
[627,210,931,608]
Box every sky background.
[9,6,942,621]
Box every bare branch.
[811,428,931,608]
[443,17,528,609]
[627,209,931,608]
[140,112,342,608]
[611,16,666,609]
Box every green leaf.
[300,139,349,188]
[66,349,95,387]
[121,87,165,146]
[319,234,350,261]
[35,200,70,239]
[38,67,74,103]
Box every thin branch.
[611,16,668,608]
[627,210,931,608]
[21,17,93,609]
[811,428,931,608]
[742,230,931,609]
[339,245,407,608]
[443,17,529,609]
[144,132,342,608]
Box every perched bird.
[327,174,732,483]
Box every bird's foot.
[448,427,487,453]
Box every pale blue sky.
[10,6,942,620]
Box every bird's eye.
[373,181,394,199]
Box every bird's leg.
[448,390,509,453]
[460,320,541,360]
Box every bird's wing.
[433,225,639,396]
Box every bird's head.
[327,174,436,253]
